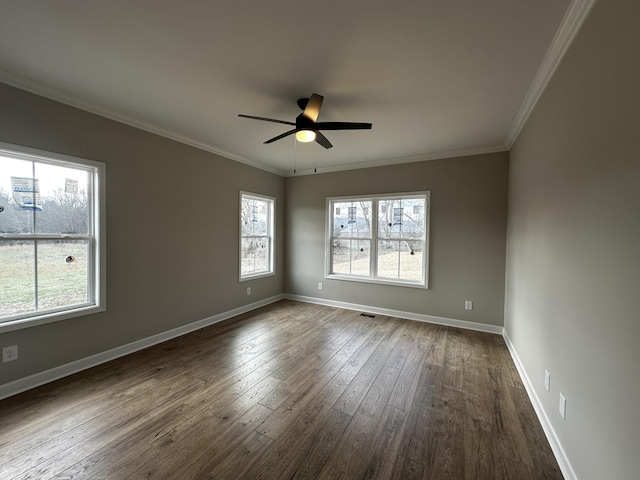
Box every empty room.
[0,1,638,479]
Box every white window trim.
[325,191,430,289]
[239,191,275,282]
[0,142,106,333]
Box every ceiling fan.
[238,93,372,149]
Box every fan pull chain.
[314,142,317,173]
[293,136,297,174]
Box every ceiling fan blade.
[315,131,333,149]
[303,93,324,122]
[238,114,295,126]
[264,129,297,144]
[314,121,372,130]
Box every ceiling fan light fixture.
[239,93,372,149]
[296,129,316,143]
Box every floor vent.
[360,313,376,318]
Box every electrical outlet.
[464,300,473,310]
[2,345,18,363]
[246,287,251,295]
[318,282,323,290]
[545,370,550,392]
[559,393,566,419]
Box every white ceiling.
[0,0,584,175]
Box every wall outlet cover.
[2,345,18,363]
[559,393,566,419]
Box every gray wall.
[0,81,509,391]
[285,153,509,327]
[505,0,640,478]
[0,83,285,385]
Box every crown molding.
[2,0,595,179]
[0,69,506,177]
[505,0,598,148]
[285,145,508,177]
[0,70,287,177]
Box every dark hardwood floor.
[0,300,562,479]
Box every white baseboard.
[289,294,577,478]
[283,294,504,335]
[503,331,577,480]
[0,294,284,401]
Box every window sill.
[0,304,105,334]
[326,274,428,289]
[239,271,275,282]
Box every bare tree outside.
[0,159,92,319]
[240,194,273,278]
[330,195,428,283]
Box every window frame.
[326,191,430,289]
[239,191,275,282]
[0,142,106,333]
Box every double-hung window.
[240,191,275,280]
[0,143,105,331]
[327,191,429,288]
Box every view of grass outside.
[377,248,423,281]
[329,194,427,284]
[332,239,371,276]
[241,238,268,274]
[1,152,94,322]
[0,241,88,318]
[333,247,423,281]
[240,193,274,278]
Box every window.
[0,142,105,331]
[327,192,429,288]
[240,191,275,280]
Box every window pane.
[378,198,425,240]
[0,240,36,318]
[0,157,37,235]
[241,197,269,237]
[34,163,90,235]
[332,239,370,276]
[333,201,372,239]
[401,198,426,241]
[240,192,274,280]
[0,158,91,236]
[377,240,423,281]
[241,237,269,275]
[378,199,402,238]
[37,240,89,311]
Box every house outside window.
[327,191,429,288]
[240,191,275,280]
[0,143,106,332]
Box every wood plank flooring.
[0,300,563,479]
